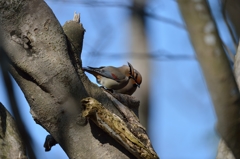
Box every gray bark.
[0,103,27,159]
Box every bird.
[114,68,142,95]
[83,62,134,90]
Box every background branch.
[178,0,240,158]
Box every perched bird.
[114,68,142,95]
[83,63,134,90]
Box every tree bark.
[0,0,140,158]
[0,103,27,159]
[178,0,240,158]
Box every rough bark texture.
[178,0,240,158]
[0,103,27,159]
[0,0,143,158]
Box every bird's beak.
[134,83,140,88]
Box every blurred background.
[0,0,237,159]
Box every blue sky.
[1,0,235,158]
